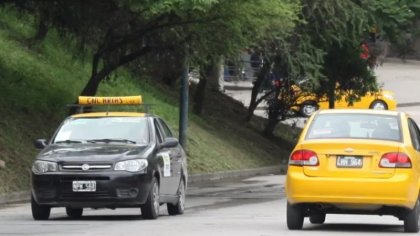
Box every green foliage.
[0,7,290,194]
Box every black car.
[31,111,188,220]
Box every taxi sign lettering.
[78,96,142,105]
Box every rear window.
[306,113,401,141]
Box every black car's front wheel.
[167,179,186,215]
[66,207,83,219]
[141,177,160,219]
[31,195,51,220]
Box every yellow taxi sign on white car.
[78,95,143,105]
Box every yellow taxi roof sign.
[78,96,142,105]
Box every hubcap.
[179,181,185,211]
[302,105,317,116]
[372,102,386,110]
[152,183,159,214]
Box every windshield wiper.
[55,140,83,144]
[86,139,137,144]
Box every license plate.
[72,181,96,192]
[336,156,363,168]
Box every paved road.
[375,59,420,124]
[0,175,412,235]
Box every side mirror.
[34,139,47,149]
[160,137,179,149]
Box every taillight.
[289,150,319,166]
[379,152,411,168]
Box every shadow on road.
[305,223,403,233]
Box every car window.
[408,118,420,151]
[306,113,401,141]
[158,119,174,138]
[53,117,149,144]
[154,119,164,144]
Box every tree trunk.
[246,61,270,122]
[264,98,282,137]
[30,11,49,45]
[193,77,207,115]
[206,58,223,91]
[328,77,336,109]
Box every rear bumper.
[32,171,152,208]
[286,168,418,209]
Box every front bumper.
[286,167,418,209]
[32,171,152,208]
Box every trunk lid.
[301,139,401,178]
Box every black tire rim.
[302,104,317,117]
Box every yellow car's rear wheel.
[404,198,420,233]
[287,202,304,230]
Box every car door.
[153,119,172,196]
[157,118,182,195]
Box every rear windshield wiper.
[55,140,83,144]
[86,139,137,144]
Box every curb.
[188,165,287,184]
[0,191,30,205]
[0,165,287,206]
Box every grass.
[0,6,296,194]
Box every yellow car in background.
[290,87,397,117]
[286,109,420,232]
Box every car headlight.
[114,159,148,172]
[383,93,394,100]
[32,160,58,174]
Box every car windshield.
[53,117,149,144]
[306,113,401,141]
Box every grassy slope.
[0,7,294,194]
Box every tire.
[167,179,186,216]
[31,195,51,220]
[141,177,160,219]
[369,100,388,110]
[287,202,304,230]
[404,199,420,233]
[309,212,326,224]
[300,102,318,117]
[66,207,83,219]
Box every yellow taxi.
[290,87,397,117]
[286,109,420,232]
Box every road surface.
[0,175,412,236]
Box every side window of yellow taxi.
[408,118,420,151]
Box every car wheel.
[31,195,51,220]
[141,177,160,219]
[287,202,304,230]
[66,207,83,219]
[404,198,420,233]
[167,179,186,216]
[369,100,388,110]
[300,102,318,117]
[309,212,326,224]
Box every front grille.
[59,176,110,182]
[60,163,112,172]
